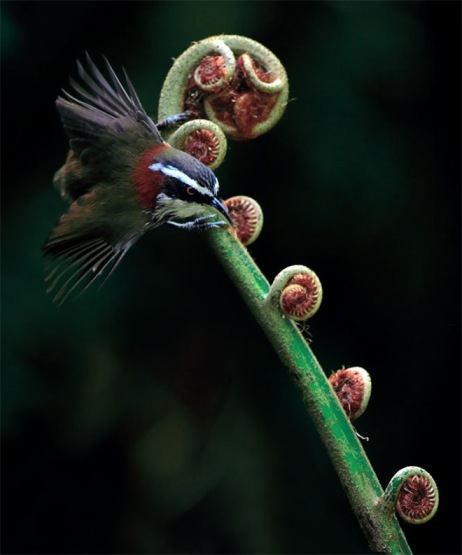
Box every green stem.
[208,227,412,554]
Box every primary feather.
[44,55,164,303]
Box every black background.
[2,2,460,554]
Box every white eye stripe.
[149,163,214,198]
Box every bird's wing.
[56,53,164,146]
[43,184,151,304]
[54,55,165,203]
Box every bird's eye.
[186,187,195,196]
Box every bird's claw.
[167,214,228,231]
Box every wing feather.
[46,238,128,305]
[56,54,164,144]
[46,56,163,302]
[46,241,109,291]
[52,247,115,304]
[43,186,148,303]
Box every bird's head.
[147,146,232,226]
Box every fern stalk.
[208,226,412,554]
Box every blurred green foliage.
[1,1,460,554]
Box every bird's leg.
[167,214,228,231]
[156,111,193,131]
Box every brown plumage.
[45,55,230,304]
[45,56,166,303]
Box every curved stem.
[158,35,289,141]
[265,264,322,320]
[168,119,227,170]
[377,466,439,525]
[208,226,412,554]
[158,37,236,137]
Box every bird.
[44,54,232,304]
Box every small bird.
[44,54,232,303]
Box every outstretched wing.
[57,53,164,147]
[44,184,150,304]
[45,55,162,303]
[54,54,165,202]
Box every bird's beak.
[212,198,233,226]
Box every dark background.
[1,1,460,554]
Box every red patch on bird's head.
[132,144,169,209]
